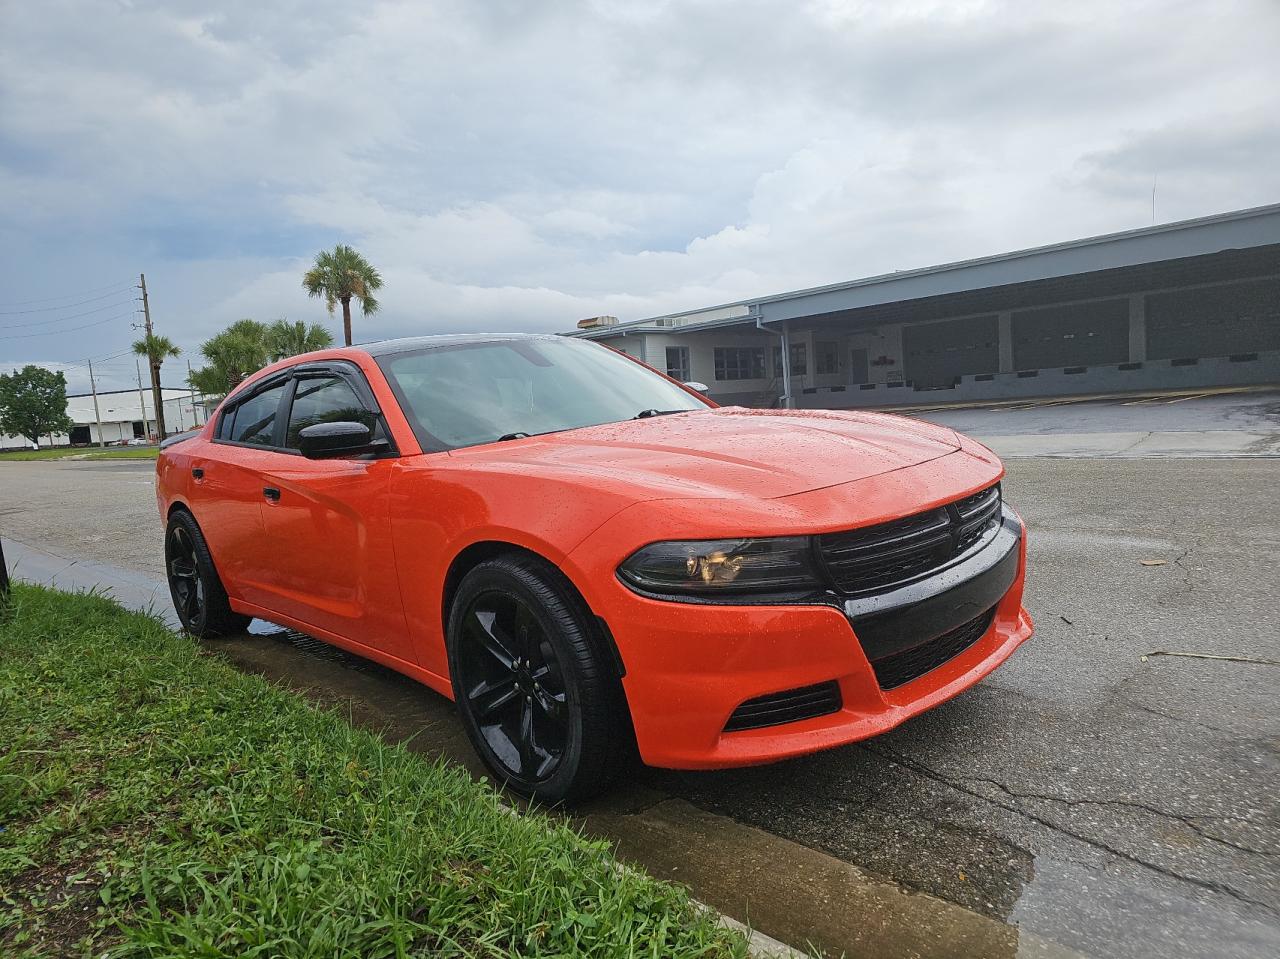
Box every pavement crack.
[863,744,1279,917]
[1116,696,1238,737]
[1109,431,1153,456]
[954,776,1274,858]
[1169,535,1204,594]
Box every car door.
[188,375,292,609]
[255,364,414,663]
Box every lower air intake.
[724,680,842,732]
[871,607,997,690]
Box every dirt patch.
[1,851,114,957]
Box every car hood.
[447,407,961,500]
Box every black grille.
[871,607,996,690]
[818,484,1002,594]
[724,681,842,732]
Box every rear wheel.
[447,554,631,804]
[165,511,250,638]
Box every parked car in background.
[155,334,1032,802]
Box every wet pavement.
[2,417,1278,958]
[902,386,1280,438]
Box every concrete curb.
[491,798,816,958]
[717,914,813,958]
[582,796,1085,959]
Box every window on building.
[816,341,839,375]
[772,343,808,376]
[285,376,376,449]
[713,346,766,381]
[227,382,287,446]
[665,346,691,382]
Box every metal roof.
[570,201,1280,338]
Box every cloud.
[2,0,1278,380]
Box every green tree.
[188,319,272,397]
[132,333,181,438]
[267,318,333,361]
[0,365,75,448]
[302,244,383,347]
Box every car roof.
[358,332,563,357]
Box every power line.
[0,311,136,340]
[0,297,137,329]
[51,349,137,371]
[0,286,137,315]
[0,280,133,309]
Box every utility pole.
[87,359,106,448]
[187,359,204,427]
[138,273,167,438]
[135,357,151,440]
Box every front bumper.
[571,507,1032,770]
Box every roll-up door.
[1012,298,1129,370]
[903,315,999,389]
[1146,277,1280,359]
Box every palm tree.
[302,244,383,347]
[190,319,273,395]
[132,333,181,437]
[266,318,333,361]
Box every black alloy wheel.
[460,591,569,783]
[164,511,250,638]
[167,524,205,626]
[447,555,633,804]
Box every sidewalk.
[979,428,1280,458]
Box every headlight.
[617,537,822,595]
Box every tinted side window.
[285,376,375,449]
[229,383,287,446]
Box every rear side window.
[284,376,376,449]
[228,383,287,446]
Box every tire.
[164,510,251,638]
[446,553,633,804]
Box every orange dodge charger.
[157,334,1032,802]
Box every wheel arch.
[441,540,628,680]
[166,499,194,520]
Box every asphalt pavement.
[900,385,1280,436]
[1,391,1277,958]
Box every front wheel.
[165,511,250,638]
[446,554,632,804]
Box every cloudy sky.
[3,0,1278,392]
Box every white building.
[0,387,212,450]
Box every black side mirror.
[298,421,382,459]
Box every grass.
[0,447,158,462]
[0,585,747,958]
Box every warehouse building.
[568,203,1280,408]
[0,387,211,450]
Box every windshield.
[376,337,710,451]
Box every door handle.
[263,486,281,502]
[191,467,204,479]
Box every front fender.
[387,457,641,680]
